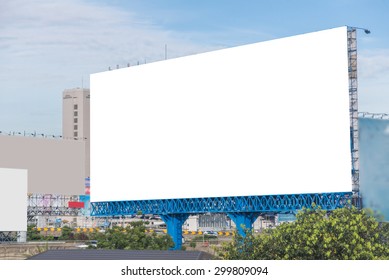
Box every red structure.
[68,201,84,208]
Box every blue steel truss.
[91,192,352,217]
[91,192,352,249]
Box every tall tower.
[62,88,90,178]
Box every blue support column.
[227,212,261,237]
[161,213,190,250]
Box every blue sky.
[1,0,389,135]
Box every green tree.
[94,221,174,250]
[27,225,42,241]
[218,207,389,260]
[58,226,74,240]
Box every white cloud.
[385,125,389,135]
[0,0,211,75]
[0,0,213,134]
[358,49,389,114]
[359,49,389,79]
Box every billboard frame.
[347,26,361,207]
[91,26,360,249]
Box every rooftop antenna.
[81,77,84,89]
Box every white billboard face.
[91,27,352,202]
[0,168,27,231]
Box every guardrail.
[31,227,234,235]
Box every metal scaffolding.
[27,194,82,221]
[359,112,389,120]
[347,27,361,208]
[0,194,84,243]
[0,232,16,243]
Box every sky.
[1,0,389,135]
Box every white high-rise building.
[62,88,90,178]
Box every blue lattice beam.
[91,192,352,217]
[90,192,352,250]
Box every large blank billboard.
[0,168,27,231]
[91,26,352,202]
[0,136,85,195]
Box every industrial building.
[0,88,90,242]
[0,135,85,195]
[62,88,90,178]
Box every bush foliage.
[94,221,174,250]
[27,221,174,250]
[217,207,389,260]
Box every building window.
[74,118,78,123]
[74,125,78,130]
[74,131,78,137]
[74,111,78,117]
[74,104,78,110]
